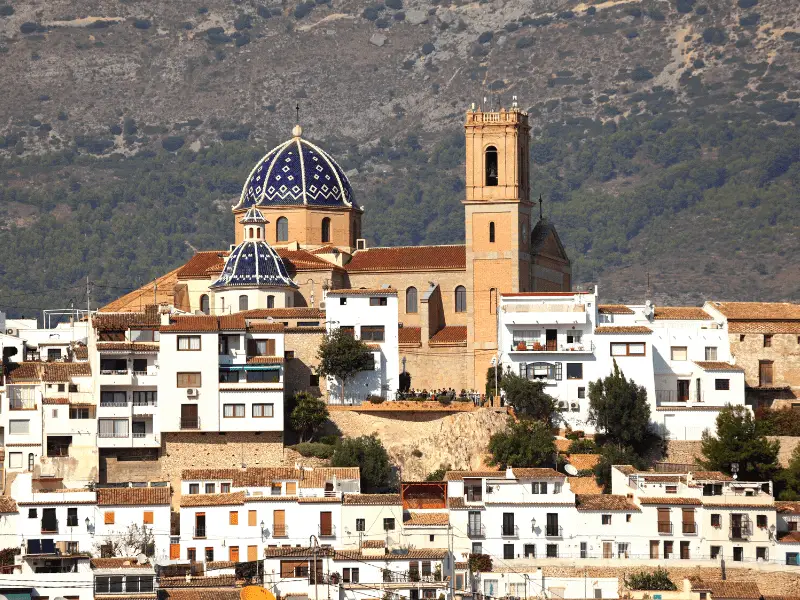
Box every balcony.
[9,398,37,410]
[730,523,752,540]
[545,525,563,538]
[180,418,201,430]
[41,519,59,534]
[318,524,336,538]
[656,390,705,405]
[509,341,594,354]
[273,524,288,538]
[501,525,519,538]
[682,522,698,535]
[98,431,129,439]
[658,522,673,535]
[193,526,206,539]
[467,524,485,538]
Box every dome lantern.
[240,206,267,241]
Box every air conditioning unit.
[570,402,579,411]
[186,388,199,398]
[6,328,18,336]
[558,401,566,410]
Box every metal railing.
[10,398,37,410]
[133,397,158,406]
[100,400,129,407]
[730,523,753,540]
[273,524,288,538]
[318,524,336,537]
[510,341,594,353]
[132,432,147,439]
[658,522,673,535]
[100,369,129,375]
[682,522,698,535]
[41,519,59,533]
[545,525,563,538]
[98,431,129,439]
[656,390,704,404]
[501,525,519,538]
[180,418,200,430]
[382,570,444,584]
[193,525,206,538]
[467,523,486,538]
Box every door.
[677,380,690,402]
[733,547,743,562]
[760,361,774,386]
[42,508,57,533]
[546,513,559,537]
[181,404,198,429]
[696,378,702,402]
[194,513,206,538]
[170,543,181,560]
[468,511,482,536]
[502,513,515,536]
[731,514,743,539]
[320,511,332,536]
[546,329,557,351]
[650,540,659,559]
[230,546,239,562]
[602,542,612,559]
[273,510,286,537]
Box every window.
[567,330,583,344]
[223,404,246,418]
[221,483,231,494]
[9,420,30,435]
[546,544,558,558]
[239,295,249,311]
[144,511,154,525]
[310,374,320,387]
[230,511,239,525]
[671,346,688,361]
[96,576,124,594]
[531,482,548,494]
[523,362,562,381]
[577,387,586,399]
[490,288,497,315]
[8,453,22,469]
[757,514,767,529]
[321,217,331,243]
[253,404,274,418]
[472,543,482,554]
[356,518,365,532]
[101,390,127,406]
[247,338,276,357]
[205,548,214,562]
[711,514,721,527]
[406,287,418,313]
[57,383,66,392]
[715,379,730,391]
[485,146,498,186]
[663,540,673,559]
[553,482,562,494]
[710,546,721,559]
[98,419,129,438]
[343,568,360,583]
[246,370,280,383]
[361,326,385,342]
[276,217,289,242]
[764,334,773,348]
[601,515,611,525]
[219,370,239,383]
[28,453,34,472]
[189,484,199,495]
[680,541,690,560]
[187,548,197,562]
[489,221,496,243]
[105,511,115,525]
[383,518,395,531]
[705,346,718,361]
[610,342,646,356]
[455,286,467,313]
[178,336,201,351]
[566,363,583,380]
[205,483,215,494]
[267,295,275,309]
[787,552,799,566]
[271,483,281,496]
[370,296,388,306]
[177,372,201,387]
[133,391,157,406]
[665,485,677,494]
[759,361,774,386]
[503,544,514,559]
[67,507,78,527]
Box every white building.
[325,289,400,403]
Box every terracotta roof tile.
[162,589,240,600]
[728,321,800,334]
[404,512,449,526]
[181,466,360,490]
[710,302,800,320]
[93,307,161,329]
[777,531,800,543]
[0,497,18,513]
[444,468,563,480]
[691,471,733,481]
[691,580,760,599]
[429,326,468,346]
[311,245,340,254]
[567,454,600,471]
[206,561,235,570]
[73,345,88,360]
[343,494,401,506]
[278,249,342,271]
[177,251,230,279]
[97,342,159,353]
[346,245,466,272]
[160,576,236,589]
[179,492,245,507]
[160,315,227,332]
[91,557,151,569]
[594,326,652,334]
[261,547,448,559]
[100,270,179,313]
[598,305,634,314]
[247,356,285,364]
[297,496,341,504]
[555,439,571,453]
[615,465,637,475]
[567,477,603,495]
[693,361,743,372]
[702,501,774,509]
[361,540,385,548]
[241,308,325,319]
[399,327,422,346]
[246,322,285,333]
[576,494,640,511]
[42,397,70,405]
[638,497,702,505]
[654,307,712,320]
[327,288,398,296]
[97,487,170,506]
[447,497,477,510]
[44,362,91,381]
[776,501,800,514]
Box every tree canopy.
[488,418,556,468]
[316,328,375,403]
[331,435,395,492]
[588,361,652,451]
[289,392,329,442]
[501,374,557,424]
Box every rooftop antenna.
[538,194,543,221]
[646,271,651,304]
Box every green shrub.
[0,5,15,16]
[385,0,403,9]
[702,27,727,45]
[624,568,677,591]
[292,442,335,459]
[294,3,315,19]
[133,19,151,30]
[421,42,435,55]
[568,438,597,454]
[478,31,493,44]
[162,136,185,152]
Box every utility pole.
[86,276,91,317]
[310,534,320,600]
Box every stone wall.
[327,407,507,480]
[284,330,326,400]
[667,437,800,468]
[730,332,800,405]
[402,345,472,391]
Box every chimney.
[506,466,514,479]
[160,312,170,326]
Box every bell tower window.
[321,218,331,243]
[455,286,467,313]
[489,222,495,243]
[485,146,498,187]
[276,217,288,242]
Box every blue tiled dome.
[210,241,298,289]
[236,126,356,209]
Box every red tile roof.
[567,454,600,471]
[42,397,70,405]
[429,326,467,346]
[777,531,800,543]
[181,466,360,489]
[241,308,325,319]
[598,305,634,315]
[278,248,342,271]
[576,494,639,511]
[361,540,385,548]
[638,497,702,505]
[342,494,401,505]
[445,468,563,480]
[93,307,161,330]
[710,302,800,320]
[404,512,449,526]
[346,245,466,272]
[691,471,733,481]
[327,288,398,296]
[91,557,152,569]
[96,342,159,353]
[99,270,180,313]
[568,477,603,494]
[0,497,18,513]
[728,321,800,334]
[177,251,230,279]
[8,362,91,382]
[179,492,245,507]
[776,501,800,514]
[691,580,760,599]
[311,245,340,254]
[654,306,712,320]
[594,326,652,334]
[693,361,744,372]
[399,327,422,346]
[97,487,171,506]
[246,356,284,364]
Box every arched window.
[485,146,498,186]
[406,287,418,314]
[267,295,275,309]
[248,227,253,239]
[321,218,331,243]
[455,286,467,313]
[239,295,249,311]
[490,288,497,315]
[276,217,289,242]
[256,228,261,239]
[28,453,34,472]
[489,221,495,243]
[200,294,210,315]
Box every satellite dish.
[240,586,276,600]
[564,464,579,476]
[136,553,148,565]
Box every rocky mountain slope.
[1,0,799,313]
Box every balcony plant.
[516,341,527,351]
[531,341,544,351]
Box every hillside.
[1,0,799,314]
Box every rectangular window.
[98,418,129,438]
[189,484,199,495]
[132,391,157,405]
[360,326,385,342]
[787,552,799,566]
[567,330,583,344]
[610,342,646,356]
[711,514,721,527]
[705,346,718,361]
[9,420,30,435]
[246,370,280,383]
[715,379,730,391]
[219,370,239,383]
[665,485,677,494]
[187,548,196,562]
[221,483,231,494]
[271,483,281,496]
[340,326,355,337]
[671,346,688,361]
[178,335,202,351]
[253,404,274,418]
[356,518,365,532]
[764,334,773,348]
[8,453,22,469]
[503,544,514,559]
[553,482,562,494]
[223,404,246,418]
[105,511,115,525]
[512,329,541,345]
[601,515,611,525]
[711,546,721,560]
[247,338,276,357]
[383,518,395,531]
[177,372,201,387]
[546,544,558,558]
[756,547,768,561]
[205,483,215,494]
[205,548,214,562]
[663,541,673,559]
[67,507,78,527]
[577,387,586,399]
[680,541,690,560]
[757,514,767,528]
[69,407,90,419]
[286,482,297,495]
[101,390,127,406]
[566,363,583,380]
[310,374,320,387]
[369,297,388,306]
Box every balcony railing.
[467,524,485,538]
[100,400,129,407]
[194,526,206,538]
[682,522,698,535]
[383,570,443,584]
[273,524,288,538]
[656,390,704,404]
[180,418,200,430]
[501,525,519,538]
[510,341,594,353]
[98,431,129,439]
[658,522,673,535]
[41,519,59,534]
[10,398,37,410]
[730,523,752,540]
[318,524,336,537]
[132,432,147,439]
[133,398,157,406]
[100,369,129,375]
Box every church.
[102,105,572,392]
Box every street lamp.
[260,520,268,542]
[731,463,739,480]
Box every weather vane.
[295,103,300,123]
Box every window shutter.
[105,511,115,525]
[247,339,257,356]
[249,510,257,526]
[266,339,276,356]
[143,511,154,525]
[230,511,239,525]
[286,482,297,495]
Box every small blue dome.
[236,128,356,210]
[210,241,298,289]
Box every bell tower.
[463,104,534,389]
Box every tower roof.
[210,240,297,290]
[240,206,268,224]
